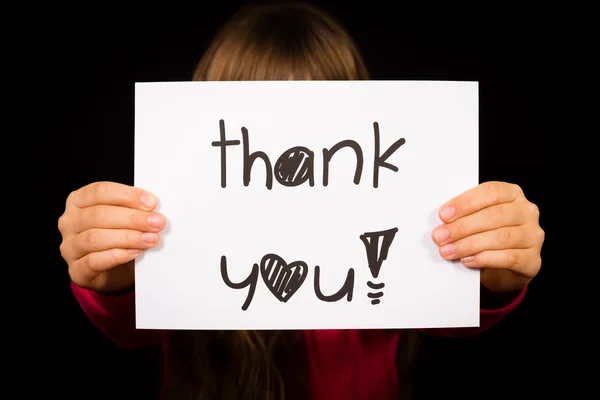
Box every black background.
[31,2,563,399]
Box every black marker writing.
[211,119,241,188]
[220,227,399,309]
[322,140,363,186]
[314,266,355,302]
[242,126,273,189]
[213,119,405,189]
[274,147,315,187]
[260,253,308,302]
[360,227,398,305]
[221,253,357,310]
[372,122,406,188]
[219,256,258,311]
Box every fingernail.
[142,232,158,243]
[148,213,163,228]
[129,249,142,255]
[141,193,156,208]
[441,243,456,257]
[434,227,449,243]
[440,206,455,221]
[462,256,475,263]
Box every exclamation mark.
[359,227,398,305]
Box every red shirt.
[71,282,526,399]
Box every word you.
[221,227,399,310]
[211,119,407,189]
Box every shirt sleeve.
[71,281,168,349]
[419,284,527,338]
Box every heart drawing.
[259,253,308,302]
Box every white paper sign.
[134,81,480,330]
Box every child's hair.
[192,1,369,82]
[164,3,416,399]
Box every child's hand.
[58,182,166,292]
[431,181,544,293]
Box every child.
[59,2,544,399]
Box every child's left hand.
[432,181,544,293]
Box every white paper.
[134,80,480,330]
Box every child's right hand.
[58,181,166,292]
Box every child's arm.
[419,284,527,337]
[71,281,168,348]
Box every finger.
[438,226,533,260]
[73,228,160,259]
[75,205,166,233]
[67,181,158,211]
[438,181,524,223]
[72,248,143,274]
[460,248,542,278]
[432,202,529,245]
